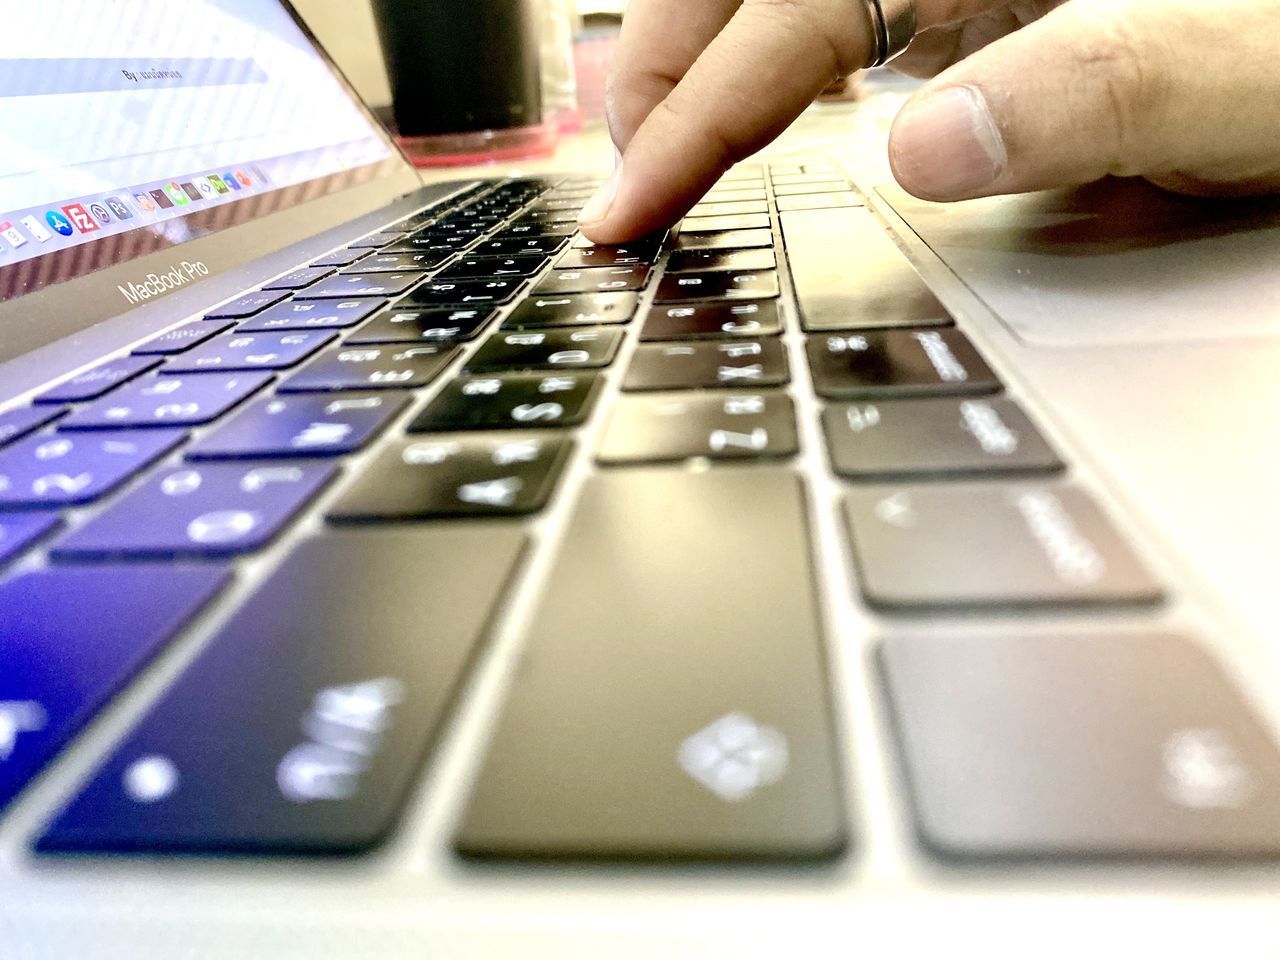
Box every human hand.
[578,0,1280,244]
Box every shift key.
[39,526,526,854]
[456,467,847,860]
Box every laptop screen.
[0,0,401,301]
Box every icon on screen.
[235,170,252,187]
[194,176,216,198]
[20,215,52,242]
[180,182,201,202]
[0,221,28,249]
[45,210,74,236]
[88,202,113,225]
[164,183,189,206]
[133,192,156,213]
[208,174,230,194]
[106,196,134,220]
[151,189,175,210]
[220,173,241,192]
[60,203,100,234]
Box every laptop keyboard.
[6,162,1280,861]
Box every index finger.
[579,0,876,243]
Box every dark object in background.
[371,0,543,137]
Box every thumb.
[887,0,1280,201]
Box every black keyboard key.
[0,512,61,566]
[0,565,228,812]
[623,340,788,391]
[329,433,571,520]
[512,208,578,225]
[528,198,583,213]
[293,272,424,300]
[262,266,334,291]
[473,236,567,258]
[339,251,448,274]
[36,356,161,404]
[782,208,950,330]
[881,632,1280,857]
[680,213,771,233]
[654,270,779,303]
[132,320,235,356]
[434,254,548,281]
[380,236,461,257]
[60,373,271,429]
[187,392,408,460]
[503,292,638,328]
[345,307,494,344]
[455,468,846,860]
[808,328,999,399]
[38,527,523,854]
[555,243,660,269]
[235,297,385,333]
[844,483,1162,608]
[54,461,336,559]
[673,228,773,251]
[409,373,600,431]
[309,247,372,269]
[0,406,64,449]
[466,328,622,371]
[640,300,781,340]
[205,290,287,320]
[823,397,1061,479]
[0,430,184,506]
[597,391,797,464]
[348,229,409,248]
[531,265,651,295]
[162,331,335,373]
[279,344,457,392]
[402,279,523,308]
[666,248,777,274]
[493,222,576,240]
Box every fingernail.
[578,155,623,227]
[891,85,1007,199]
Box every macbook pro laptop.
[3,1,1280,956]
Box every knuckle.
[743,0,863,76]
[1068,7,1170,172]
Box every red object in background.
[395,124,559,168]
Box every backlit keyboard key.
[294,272,424,300]
[503,292,638,329]
[0,565,229,812]
[329,433,572,520]
[60,373,272,429]
[823,397,1061,479]
[402,279,524,308]
[597,391,797,464]
[36,356,161,404]
[623,340,788,391]
[409,373,600,431]
[187,392,408,460]
[205,290,287,320]
[473,236,567,258]
[881,631,1280,856]
[345,307,494,344]
[808,328,999,399]
[0,430,184,506]
[531,266,651,295]
[0,406,65,449]
[654,270,779,303]
[640,300,782,340]
[435,255,548,281]
[38,527,523,853]
[666,248,777,274]
[455,468,846,860]
[555,243,660,269]
[53,461,336,559]
[466,328,622,371]
[673,228,774,251]
[162,331,335,373]
[279,344,457,392]
[0,512,61,566]
[687,200,770,218]
[236,298,385,332]
[845,483,1162,608]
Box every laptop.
[3,1,1280,955]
